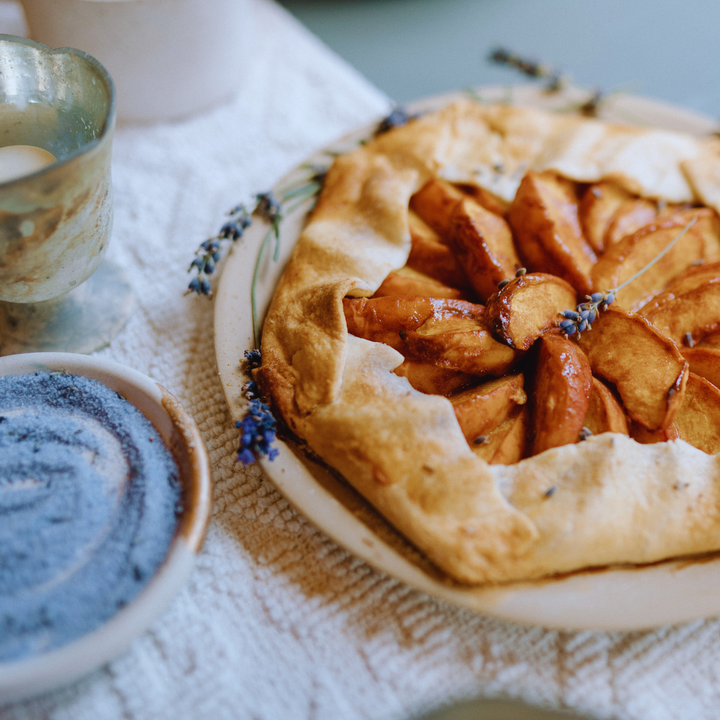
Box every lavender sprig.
[488,47,565,92]
[187,204,252,296]
[255,192,282,240]
[236,348,278,466]
[487,47,611,117]
[577,88,605,118]
[375,107,419,135]
[188,162,330,313]
[559,216,698,338]
[498,266,528,291]
[244,348,262,371]
[236,399,279,466]
[251,166,331,345]
[559,291,615,337]
[277,164,328,201]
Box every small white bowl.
[0,352,212,705]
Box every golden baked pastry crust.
[257,99,720,584]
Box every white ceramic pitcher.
[20,0,251,123]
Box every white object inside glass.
[0,145,56,183]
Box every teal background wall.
[278,0,720,118]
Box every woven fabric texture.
[4,2,720,719]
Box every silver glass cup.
[0,34,133,355]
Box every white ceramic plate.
[0,353,212,704]
[214,85,720,631]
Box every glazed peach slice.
[507,170,597,296]
[484,272,577,351]
[393,361,474,396]
[400,313,519,377]
[450,373,527,444]
[673,372,720,454]
[641,279,720,346]
[450,197,520,301]
[576,306,688,431]
[583,377,629,437]
[578,181,633,254]
[407,211,471,290]
[409,178,466,241]
[591,217,704,312]
[529,331,592,455]
[373,267,470,301]
[472,407,529,465]
[343,296,483,353]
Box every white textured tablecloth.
[4,2,720,719]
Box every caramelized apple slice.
[681,347,720,389]
[489,407,529,465]
[409,178,466,241]
[484,273,577,351]
[629,420,680,444]
[672,208,720,262]
[578,181,633,254]
[393,361,475,396]
[470,407,528,464]
[507,171,597,295]
[373,267,469,300]
[673,372,720,454]
[576,306,688,431]
[583,377,629,436]
[407,211,471,290]
[343,296,483,353]
[470,414,514,462]
[454,182,510,217]
[603,197,658,248]
[591,217,704,312]
[638,259,720,317]
[450,197,520,301]
[529,332,592,455]
[450,373,526,443]
[641,279,720,346]
[401,314,519,376]
[697,329,720,349]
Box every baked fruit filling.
[344,171,720,463]
[257,100,720,584]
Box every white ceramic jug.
[20,0,251,123]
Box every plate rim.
[214,84,720,631]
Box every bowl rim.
[0,33,117,186]
[0,352,212,705]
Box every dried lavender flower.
[244,348,262,371]
[375,107,419,135]
[559,217,697,338]
[236,399,279,466]
[188,161,331,301]
[186,203,253,297]
[255,192,282,237]
[236,348,279,466]
[488,47,564,91]
[579,427,593,441]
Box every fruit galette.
[256,99,720,584]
